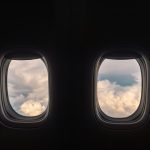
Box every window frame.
[94,51,150,127]
[0,50,51,127]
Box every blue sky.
[97,59,141,118]
[98,59,141,85]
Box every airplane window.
[7,59,49,117]
[97,59,142,118]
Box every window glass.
[7,59,49,117]
[97,59,141,118]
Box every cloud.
[7,59,49,116]
[97,77,141,118]
[97,59,142,118]
[20,100,46,116]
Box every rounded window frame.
[94,51,150,127]
[0,50,51,127]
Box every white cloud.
[97,78,141,118]
[20,100,46,116]
[7,59,49,116]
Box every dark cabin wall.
[0,3,149,149]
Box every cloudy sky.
[7,59,49,117]
[7,58,141,118]
[97,59,141,118]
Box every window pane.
[97,59,141,118]
[7,59,49,117]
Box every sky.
[6,58,141,118]
[7,59,49,117]
[97,59,141,118]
